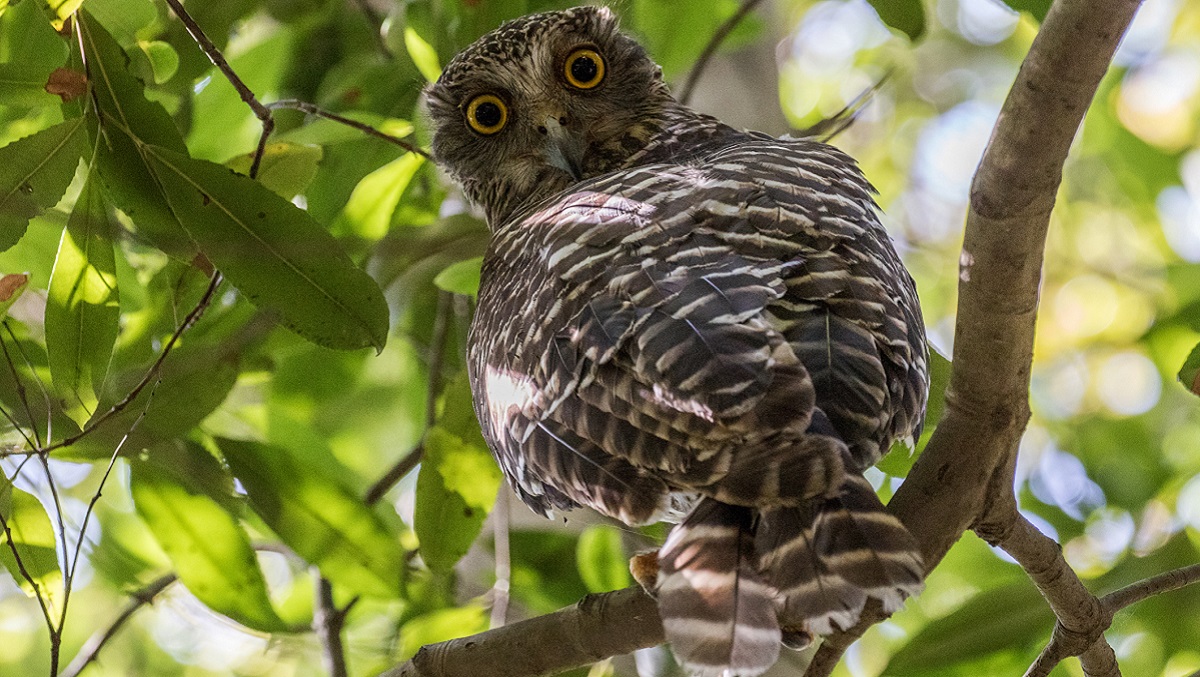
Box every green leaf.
[219,437,405,598]
[131,454,286,632]
[886,581,1055,674]
[414,427,501,573]
[79,10,197,259]
[225,142,323,201]
[46,173,121,425]
[274,113,414,147]
[136,40,179,84]
[1178,341,1200,397]
[335,152,425,240]
[142,144,389,352]
[867,0,926,41]
[1001,0,1051,21]
[0,117,87,252]
[398,605,488,660]
[576,525,631,593]
[56,341,241,460]
[84,0,159,41]
[0,479,63,608]
[404,26,442,82]
[0,273,29,318]
[0,0,68,70]
[433,256,482,298]
[0,62,61,107]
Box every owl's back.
[470,133,927,520]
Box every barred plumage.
[428,7,928,676]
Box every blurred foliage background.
[1,0,1199,676]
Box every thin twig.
[35,272,222,456]
[490,488,510,629]
[314,573,351,677]
[364,443,424,506]
[58,573,177,677]
[161,0,274,177]
[1102,563,1200,612]
[59,391,157,638]
[266,99,431,159]
[677,0,765,105]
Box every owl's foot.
[629,550,659,595]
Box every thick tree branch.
[806,0,1140,671]
[381,587,662,677]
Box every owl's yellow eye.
[564,48,605,89]
[466,94,508,135]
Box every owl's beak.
[540,115,585,181]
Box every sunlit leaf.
[0,479,63,609]
[131,453,286,632]
[45,0,84,29]
[404,26,442,82]
[867,0,926,41]
[219,437,405,598]
[0,117,87,252]
[46,174,121,425]
[414,426,501,573]
[433,256,482,298]
[225,142,323,201]
[398,605,488,660]
[0,272,28,318]
[576,525,631,593]
[335,152,425,240]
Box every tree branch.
[805,1,1140,671]
[380,587,662,677]
[162,0,274,177]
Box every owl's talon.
[629,550,659,596]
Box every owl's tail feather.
[657,498,781,677]
[756,473,925,639]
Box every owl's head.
[426,6,672,226]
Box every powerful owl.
[427,7,928,676]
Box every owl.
[426,6,928,676]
